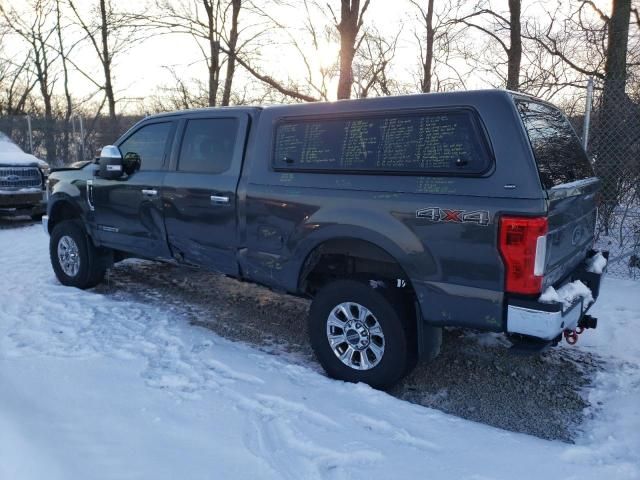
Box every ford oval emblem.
[6,175,20,182]
[572,226,583,246]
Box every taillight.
[499,216,548,295]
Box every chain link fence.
[585,77,640,279]
[0,115,142,167]
[0,82,639,279]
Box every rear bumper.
[506,250,608,341]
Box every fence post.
[26,115,34,154]
[71,116,77,163]
[583,77,594,151]
[78,116,85,161]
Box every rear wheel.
[50,220,107,289]
[309,279,416,389]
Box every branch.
[457,19,509,54]
[223,48,318,102]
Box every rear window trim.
[270,107,495,177]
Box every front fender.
[47,175,94,237]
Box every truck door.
[161,113,249,275]
[92,120,176,259]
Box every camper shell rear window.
[517,100,594,189]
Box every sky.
[1,0,614,113]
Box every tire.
[50,219,107,289]
[309,279,416,390]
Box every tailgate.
[515,99,600,287]
[544,179,600,286]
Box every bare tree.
[152,0,249,107]
[524,0,637,228]
[327,0,371,99]
[452,0,522,91]
[0,22,38,120]
[234,0,374,101]
[54,0,74,162]
[410,0,468,93]
[150,67,210,111]
[602,0,632,108]
[352,28,400,98]
[221,0,241,106]
[0,54,37,117]
[0,0,59,163]
[412,0,435,92]
[67,0,145,121]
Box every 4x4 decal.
[416,207,490,226]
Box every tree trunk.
[506,0,521,91]
[603,0,631,104]
[31,37,56,165]
[221,0,240,106]
[56,0,73,163]
[99,0,116,126]
[204,0,220,107]
[37,76,56,165]
[596,0,632,221]
[337,0,368,100]
[421,0,435,93]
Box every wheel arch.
[294,227,441,361]
[47,195,84,235]
[297,234,413,295]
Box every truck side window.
[272,110,491,174]
[119,122,172,171]
[178,118,239,174]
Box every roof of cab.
[142,89,535,121]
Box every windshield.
[517,100,594,189]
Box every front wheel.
[309,280,416,390]
[50,219,107,289]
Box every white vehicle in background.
[0,131,49,220]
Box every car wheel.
[50,219,107,289]
[309,279,416,390]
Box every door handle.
[210,195,230,204]
[142,189,158,196]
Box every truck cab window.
[178,118,239,174]
[118,122,172,171]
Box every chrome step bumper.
[506,250,608,341]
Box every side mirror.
[98,145,123,180]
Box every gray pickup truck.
[0,132,48,219]
[43,90,606,388]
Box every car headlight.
[39,164,50,178]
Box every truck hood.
[0,136,48,168]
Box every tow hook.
[578,314,598,330]
[564,314,598,345]
[564,329,579,345]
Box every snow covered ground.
[1,225,638,480]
